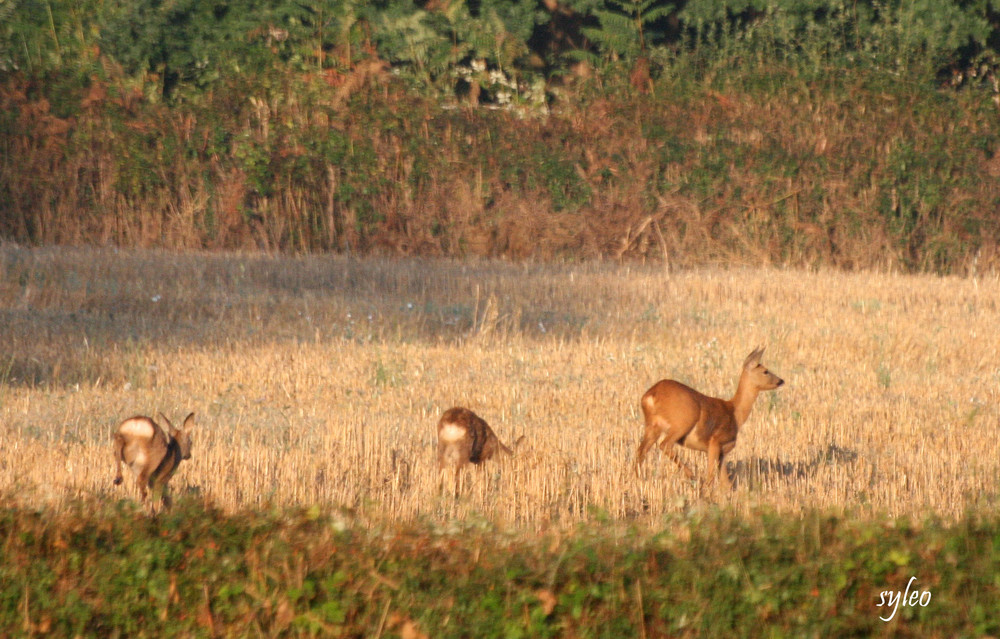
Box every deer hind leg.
[635,418,696,480]
[444,464,468,499]
[659,437,696,480]
[438,464,448,494]
[436,442,449,493]
[633,429,662,477]
[136,470,151,502]
[438,465,460,498]
[437,440,465,497]
[112,435,126,486]
[653,419,697,480]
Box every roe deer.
[437,407,523,494]
[634,346,783,489]
[113,412,195,510]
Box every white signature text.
[876,576,931,622]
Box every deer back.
[437,407,511,467]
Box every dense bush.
[2,501,1000,636]
[1,1,999,271]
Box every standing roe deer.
[437,407,523,494]
[113,412,195,510]
[634,346,783,489]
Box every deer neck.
[152,441,181,480]
[730,374,760,426]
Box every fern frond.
[642,5,676,23]
[593,10,637,36]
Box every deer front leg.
[706,440,734,490]
[157,482,173,510]
[719,441,736,490]
[706,439,723,488]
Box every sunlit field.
[2,245,998,529]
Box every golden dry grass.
[1,245,998,529]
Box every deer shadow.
[727,443,859,490]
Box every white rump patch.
[439,423,467,443]
[119,418,155,440]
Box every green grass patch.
[2,500,999,636]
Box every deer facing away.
[634,346,784,489]
[113,412,195,510]
[437,407,523,493]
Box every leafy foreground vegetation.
[2,500,999,637]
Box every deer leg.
[705,439,722,488]
[112,435,126,486]
[136,471,150,502]
[144,480,166,516]
[633,429,661,477]
[652,421,696,480]
[438,465,455,497]
[706,440,734,490]
[718,441,735,490]
[659,437,696,480]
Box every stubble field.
[2,245,998,529]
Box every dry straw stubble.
[1,245,998,528]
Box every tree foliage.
[2,0,1000,270]
[583,0,675,60]
[5,0,1000,97]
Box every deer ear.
[182,413,195,431]
[743,345,765,369]
[156,412,174,431]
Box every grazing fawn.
[113,412,195,511]
[437,407,523,494]
[634,346,784,489]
